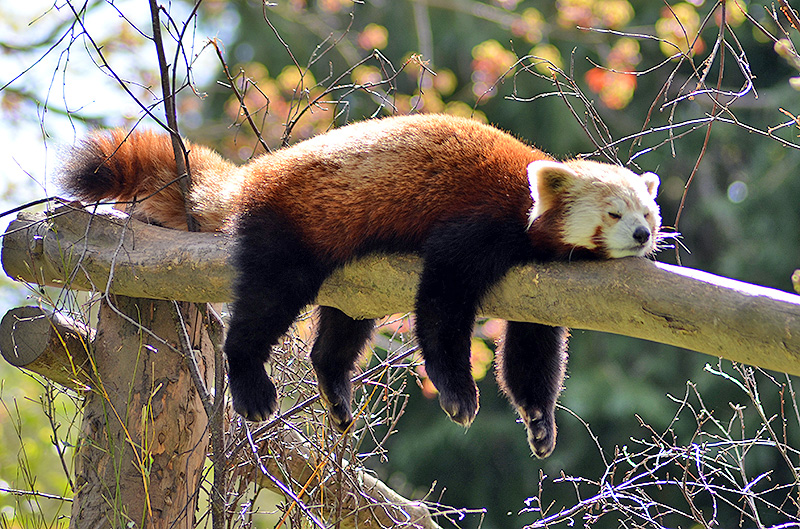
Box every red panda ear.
[527,160,579,213]
[641,172,660,198]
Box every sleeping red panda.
[59,114,662,458]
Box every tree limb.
[240,426,443,528]
[4,203,800,376]
[0,305,94,391]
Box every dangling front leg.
[414,277,481,426]
[496,321,568,458]
[415,218,531,427]
[310,306,375,431]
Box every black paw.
[519,407,556,458]
[437,382,480,427]
[316,376,354,432]
[322,394,354,432]
[229,367,278,422]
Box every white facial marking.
[553,161,661,258]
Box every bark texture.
[69,297,212,529]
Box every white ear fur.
[527,160,578,213]
[641,171,660,198]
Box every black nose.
[633,226,651,245]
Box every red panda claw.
[438,393,479,427]
[331,414,353,433]
[519,407,557,458]
[326,400,354,432]
[230,367,279,422]
[318,388,354,432]
[234,403,276,423]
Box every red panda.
[60,114,662,458]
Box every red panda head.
[527,160,661,258]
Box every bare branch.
[148,0,197,232]
[238,425,443,528]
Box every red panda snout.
[603,209,659,258]
[633,226,651,245]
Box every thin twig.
[148,0,197,232]
[210,38,272,153]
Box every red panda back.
[238,114,550,261]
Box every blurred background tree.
[2,0,800,527]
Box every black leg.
[415,218,530,427]
[310,306,375,431]
[415,271,481,426]
[225,211,331,422]
[495,321,568,458]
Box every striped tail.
[58,128,237,231]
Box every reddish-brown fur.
[62,128,238,232]
[237,115,553,261]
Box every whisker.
[653,228,687,254]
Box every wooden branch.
[1,203,232,301]
[4,203,800,377]
[0,305,94,391]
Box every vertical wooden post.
[70,296,213,529]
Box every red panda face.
[527,160,661,258]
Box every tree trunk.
[70,296,212,529]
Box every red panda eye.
[608,212,622,220]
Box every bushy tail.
[59,128,238,231]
